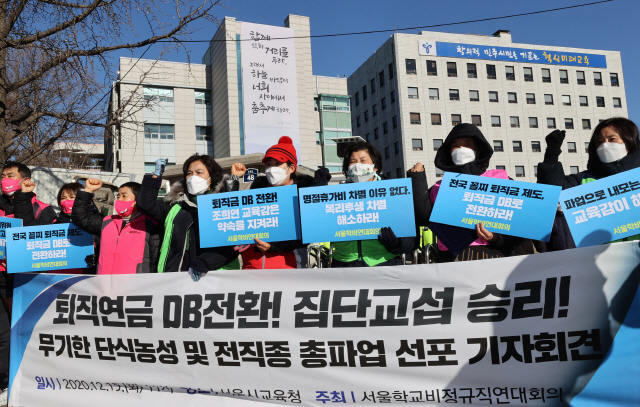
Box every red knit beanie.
[263,136,298,172]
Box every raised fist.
[410,162,425,173]
[19,179,35,193]
[545,130,566,150]
[231,163,247,177]
[84,178,103,193]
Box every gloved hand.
[84,254,97,268]
[545,130,566,150]
[153,158,168,177]
[378,227,401,252]
[188,258,208,282]
[313,168,332,186]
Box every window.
[513,141,523,152]
[364,110,369,122]
[570,166,579,175]
[392,116,398,129]
[405,59,416,75]
[596,97,605,107]
[565,118,574,129]
[567,142,577,153]
[547,118,556,129]
[383,122,388,134]
[486,64,496,79]
[534,166,538,177]
[508,92,517,104]
[384,147,390,159]
[515,166,525,177]
[412,139,423,151]
[541,68,551,83]
[389,63,394,79]
[433,139,443,151]
[544,94,554,105]
[378,71,385,87]
[447,62,457,77]
[364,134,370,143]
[577,71,586,85]
[496,165,506,171]
[585,142,589,153]
[426,60,437,76]
[355,92,360,106]
[431,114,442,125]
[613,97,622,108]
[510,116,520,128]
[505,66,515,81]
[143,87,174,102]
[410,113,421,124]
[594,72,602,86]
[582,119,591,130]
[562,95,571,106]
[493,140,504,152]
[467,63,477,78]
[559,69,568,84]
[531,141,541,153]
[488,91,498,103]
[144,124,175,139]
[469,90,479,102]
[408,87,419,99]
[370,78,376,93]
[195,126,212,141]
[374,128,379,140]
[611,73,619,87]
[362,85,368,100]
[529,117,539,128]
[381,97,387,110]
[195,90,211,105]
[491,116,501,127]
[471,115,482,127]
[451,114,462,126]
[435,168,444,178]
[449,89,460,101]
[526,93,536,104]
[524,67,533,82]
[429,88,439,100]
[372,104,378,116]
[394,142,399,154]
[579,96,588,107]
[390,91,396,103]
[356,116,361,128]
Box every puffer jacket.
[137,174,239,272]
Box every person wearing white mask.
[538,117,640,249]
[137,154,240,279]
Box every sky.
[115,0,640,124]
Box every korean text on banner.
[430,173,561,241]
[197,184,301,247]
[241,22,301,158]
[9,242,640,407]
[6,223,93,273]
[298,179,416,244]
[0,217,22,260]
[560,167,640,247]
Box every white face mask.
[266,166,290,186]
[452,147,476,166]
[347,163,376,183]
[597,142,627,163]
[186,175,210,195]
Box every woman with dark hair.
[55,182,84,223]
[137,154,240,278]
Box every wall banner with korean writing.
[241,22,301,159]
[559,167,640,247]
[0,216,22,260]
[424,41,607,68]
[9,242,640,407]
[430,173,561,241]
[197,184,300,247]
[298,179,416,244]
[6,223,93,273]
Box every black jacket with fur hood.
[137,174,239,272]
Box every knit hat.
[263,136,298,171]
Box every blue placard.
[560,167,640,247]
[298,179,416,244]
[6,223,94,273]
[425,40,607,68]
[0,217,22,260]
[243,168,259,183]
[197,184,301,247]
[430,173,561,241]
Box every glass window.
[449,89,460,101]
[570,166,579,174]
[534,166,538,176]
[356,116,361,127]
[194,90,211,104]
[384,147,390,159]
[370,78,376,93]
[508,92,517,103]
[582,119,591,130]
[562,95,571,106]
[541,68,551,83]
[496,165,506,170]
[577,71,586,85]
[378,71,385,87]
[447,62,457,77]
[427,60,437,76]
[513,141,523,152]
[405,59,416,75]
[410,113,421,124]
[493,140,504,152]
[144,124,175,139]
[408,87,419,99]
[579,96,588,106]
[565,118,574,129]
[412,139,423,151]
[374,128,379,139]
[471,115,482,127]
[392,116,398,128]
[429,88,439,100]
[559,69,568,84]
[611,73,619,86]
[529,117,539,128]
[381,97,387,110]
[515,166,525,177]
[613,97,622,108]
[486,64,496,79]
[510,116,520,128]
[491,116,501,127]
[389,63,394,79]
[451,114,462,126]
[195,126,212,141]
[594,72,602,85]
[372,104,377,116]
[547,118,556,129]
[362,85,368,100]
[532,141,541,152]
[390,91,396,103]
[489,91,498,103]
[524,67,533,82]
[526,93,536,104]
[467,63,477,78]
[505,66,515,81]
[383,122,388,134]
[469,90,479,102]
[364,110,369,122]
[431,114,442,125]
[143,87,174,102]
[435,168,444,177]
[596,97,605,107]
[395,142,399,155]
[544,94,554,105]
[567,142,577,153]
[585,142,590,153]
[433,139,443,151]
[355,92,359,106]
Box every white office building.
[347,30,627,182]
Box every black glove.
[84,254,97,268]
[545,130,565,150]
[378,227,401,252]
[189,257,209,274]
[313,168,331,186]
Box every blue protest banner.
[430,173,561,241]
[0,217,22,260]
[298,179,416,244]
[6,223,93,273]
[197,184,301,247]
[559,167,640,247]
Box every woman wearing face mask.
[410,123,534,262]
[137,154,240,278]
[55,183,84,223]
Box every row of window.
[415,113,596,130]
[411,87,623,108]
[407,59,619,87]
[356,63,395,105]
[142,87,211,104]
[144,124,212,141]
[413,138,590,155]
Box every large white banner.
[240,22,300,159]
[9,242,640,407]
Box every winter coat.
[137,174,239,272]
[71,190,160,274]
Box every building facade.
[347,30,627,182]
